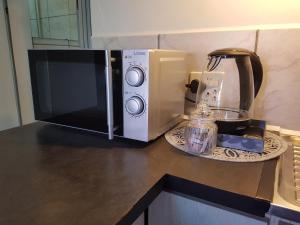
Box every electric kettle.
[196,48,263,134]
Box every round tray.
[165,123,288,162]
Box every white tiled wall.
[255,29,300,130]
[91,35,158,49]
[91,27,300,131]
[160,30,256,71]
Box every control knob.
[125,96,144,115]
[125,67,144,87]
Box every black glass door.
[28,50,123,135]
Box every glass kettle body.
[197,48,263,134]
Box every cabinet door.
[269,215,300,225]
[149,191,268,225]
[132,213,144,225]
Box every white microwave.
[28,49,187,141]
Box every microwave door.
[28,50,123,137]
[105,50,114,139]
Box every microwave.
[28,49,187,141]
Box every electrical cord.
[207,56,222,71]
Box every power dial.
[125,67,144,87]
[125,96,144,116]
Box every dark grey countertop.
[0,122,277,225]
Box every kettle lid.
[208,48,254,57]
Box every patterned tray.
[165,123,288,162]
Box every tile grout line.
[254,30,260,53]
[157,34,160,49]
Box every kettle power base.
[217,119,266,153]
[165,122,288,162]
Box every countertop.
[0,122,277,225]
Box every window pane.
[27,0,80,47]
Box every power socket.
[201,88,219,106]
[185,71,224,106]
[200,72,224,107]
[189,71,202,83]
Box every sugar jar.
[184,104,218,156]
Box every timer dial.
[125,96,144,115]
[125,67,144,87]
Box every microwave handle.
[105,50,114,140]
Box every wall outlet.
[189,71,202,83]
[199,71,224,107]
[185,71,224,106]
[201,87,219,106]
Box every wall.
[90,1,300,131]
[0,0,20,131]
[91,0,300,36]
[7,0,35,125]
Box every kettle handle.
[249,52,263,97]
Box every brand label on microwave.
[133,51,146,56]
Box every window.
[27,0,91,48]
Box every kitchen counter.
[0,122,277,225]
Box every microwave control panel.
[122,50,149,141]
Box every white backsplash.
[91,35,158,49]
[255,29,300,130]
[160,30,256,71]
[91,28,300,131]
